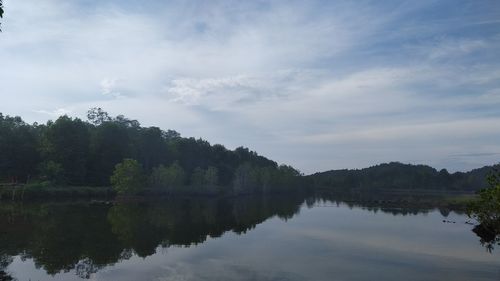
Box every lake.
[0,195,498,281]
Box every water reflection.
[0,195,305,279]
[0,193,497,280]
[472,224,500,253]
[308,191,468,216]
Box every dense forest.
[0,109,304,196]
[310,162,499,192]
[0,109,497,198]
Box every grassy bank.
[0,183,114,200]
[0,183,478,212]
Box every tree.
[190,167,205,187]
[258,166,274,194]
[204,166,218,187]
[150,162,185,193]
[204,166,220,194]
[0,109,306,194]
[150,165,167,189]
[0,114,40,182]
[187,166,219,194]
[0,0,4,32]
[87,121,130,185]
[468,169,500,251]
[40,116,90,185]
[468,170,500,224]
[87,108,111,126]
[233,163,260,195]
[110,159,144,195]
[163,129,180,140]
[38,160,63,183]
[136,127,168,171]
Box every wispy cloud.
[34,108,73,117]
[100,78,121,98]
[1,0,499,173]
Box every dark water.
[0,196,498,281]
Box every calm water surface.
[0,196,498,281]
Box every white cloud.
[34,108,73,117]
[1,0,499,173]
[167,75,255,105]
[293,118,500,145]
[424,38,487,60]
[100,78,121,97]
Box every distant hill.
[308,162,500,191]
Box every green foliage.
[110,159,145,195]
[468,170,500,224]
[0,114,40,182]
[86,107,111,125]
[0,108,302,197]
[87,121,131,185]
[467,169,500,250]
[190,167,206,187]
[187,166,220,194]
[233,163,260,194]
[310,162,499,191]
[205,166,219,187]
[0,180,114,200]
[1,109,496,200]
[41,116,90,184]
[38,160,64,183]
[232,163,303,195]
[150,162,185,192]
[136,126,168,171]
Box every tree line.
[309,162,499,192]
[0,108,305,196]
[1,109,496,197]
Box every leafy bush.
[468,169,500,251]
[110,159,145,195]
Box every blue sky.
[1,0,499,174]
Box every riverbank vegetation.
[1,109,498,200]
[467,169,500,251]
[310,162,498,192]
[0,109,305,198]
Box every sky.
[0,0,499,174]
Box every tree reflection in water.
[0,193,489,279]
[472,224,500,253]
[0,195,305,278]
